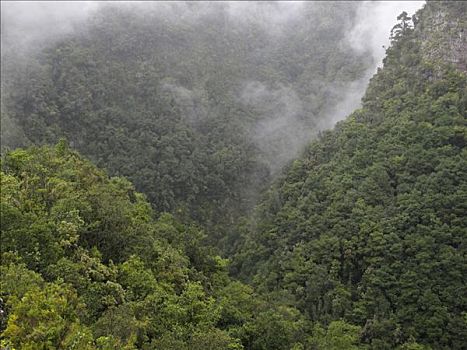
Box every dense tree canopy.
[234,2,467,349]
[1,2,373,250]
[0,143,323,349]
[1,1,466,349]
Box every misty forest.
[0,1,466,349]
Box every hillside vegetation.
[1,143,318,349]
[235,2,467,349]
[1,1,466,349]
[1,2,372,250]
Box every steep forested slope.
[1,2,373,248]
[2,143,387,349]
[1,1,466,349]
[234,2,467,349]
[1,143,320,349]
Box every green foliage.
[2,2,373,252]
[2,281,94,350]
[310,320,365,350]
[0,145,312,349]
[1,2,466,349]
[236,2,467,349]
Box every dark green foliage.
[235,2,467,349]
[1,2,466,349]
[2,2,372,251]
[0,144,319,349]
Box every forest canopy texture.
[1,2,374,251]
[1,1,466,349]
